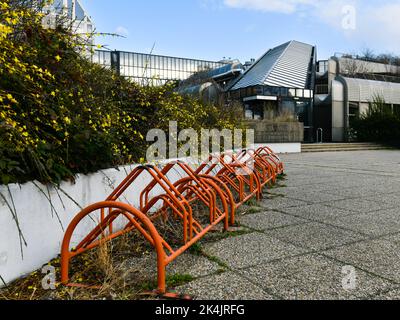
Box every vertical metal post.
[111,51,121,76]
[316,128,323,144]
[71,0,76,19]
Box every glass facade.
[317,60,329,73]
[92,50,227,85]
[229,84,314,141]
[229,85,313,101]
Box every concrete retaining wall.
[245,121,304,143]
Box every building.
[42,0,94,36]
[92,50,229,86]
[227,40,316,142]
[315,55,400,142]
[92,41,400,143]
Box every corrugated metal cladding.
[344,77,400,104]
[230,40,314,91]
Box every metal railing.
[316,128,323,144]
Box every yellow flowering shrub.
[0,0,243,185]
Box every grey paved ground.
[175,150,400,300]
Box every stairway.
[301,142,393,153]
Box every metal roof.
[343,77,400,104]
[229,40,315,91]
[205,62,244,80]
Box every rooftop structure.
[92,50,229,85]
[230,40,315,90]
[42,0,94,36]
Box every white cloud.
[200,0,224,10]
[222,0,400,52]
[223,0,315,14]
[115,26,129,37]
[356,3,400,52]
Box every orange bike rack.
[60,147,284,297]
[255,146,285,175]
[60,164,232,295]
[236,149,277,187]
[194,152,263,208]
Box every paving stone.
[203,233,308,269]
[280,203,356,221]
[324,238,400,283]
[322,198,395,214]
[239,211,307,231]
[123,252,221,280]
[167,253,222,278]
[238,254,395,300]
[319,208,400,237]
[381,233,400,245]
[372,287,400,300]
[175,271,275,300]
[267,186,309,196]
[266,222,366,251]
[284,191,348,204]
[330,186,396,198]
[261,197,311,210]
[361,194,400,207]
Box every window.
[255,86,263,95]
[281,100,295,115]
[315,84,328,94]
[244,104,264,120]
[394,105,400,116]
[296,89,304,98]
[280,88,288,97]
[349,102,360,127]
[304,90,312,98]
[264,86,280,96]
[296,101,308,124]
[318,61,328,73]
[245,105,253,119]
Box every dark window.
[280,88,288,97]
[315,84,329,94]
[349,102,360,127]
[244,104,264,120]
[264,86,280,96]
[296,101,311,125]
[394,105,400,116]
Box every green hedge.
[351,96,400,146]
[0,0,243,185]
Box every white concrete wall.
[0,166,122,286]
[0,164,185,287]
[331,80,345,142]
[254,143,301,154]
[0,144,296,287]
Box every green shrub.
[351,95,400,146]
[0,0,243,185]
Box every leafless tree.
[340,57,371,76]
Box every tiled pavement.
[174,150,400,300]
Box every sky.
[80,0,400,63]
